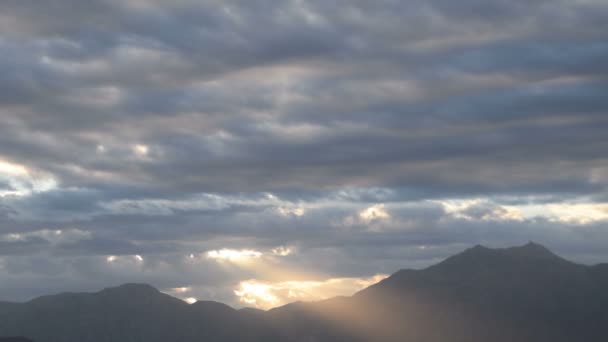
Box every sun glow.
[0,160,28,175]
[234,274,388,309]
[132,144,149,157]
[234,281,281,308]
[184,297,198,304]
[172,287,191,294]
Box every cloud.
[0,158,57,197]
[206,249,263,262]
[0,0,607,303]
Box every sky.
[0,0,607,309]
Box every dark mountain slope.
[0,283,278,342]
[269,242,608,341]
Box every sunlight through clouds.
[172,287,191,294]
[234,281,281,308]
[234,275,388,309]
[206,249,263,262]
[165,287,198,304]
[205,246,295,263]
[436,198,608,225]
[0,158,57,197]
[0,160,28,176]
[359,204,390,223]
[340,203,393,231]
[184,297,198,304]
[132,144,150,157]
[520,202,608,225]
[436,199,524,222]
[271,246,293,257]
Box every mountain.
[268,242,608,341]
[2,242,608,342]
[0,283,279,342]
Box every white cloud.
[132,144,150,157]
[271,246,294,257]
[359,204,390,223]
[436,198,608,225]
[520,202,608,225]
[0,158,57,197]
[99,192,305,216]
[436,198,523,222]
[0,228,91,244]
[206,249,263,262]
[277,206,305,217]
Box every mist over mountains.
[1,242,607,342]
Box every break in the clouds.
[1,0,608,308]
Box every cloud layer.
[1,0,607,307]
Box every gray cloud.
[0,0,607,304]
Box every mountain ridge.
[2,242,607,342]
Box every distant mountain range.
[1,242,607,341]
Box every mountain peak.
[469,244,492,252]
[450,244,494,258]
[101,283,160,295]
[429,242,561,272]
[456,242,558,260]
[502,241,558,259]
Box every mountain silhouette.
[2,242,607,342]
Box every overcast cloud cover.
[1,0,608,308]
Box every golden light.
[184,297,198,304]
[172,287,191,294]
[0,159,28,175]
[234,281,280,308]
[234,274,388,310]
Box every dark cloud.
[0,0,607,304]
